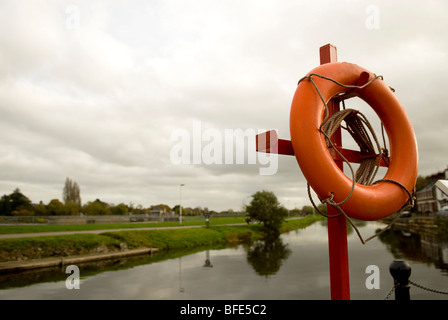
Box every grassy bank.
[0,215,324,263]
[0,216,248,235]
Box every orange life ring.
[290,62,418,221]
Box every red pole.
[319,44,350,300]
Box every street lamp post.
[204,208,210,228]
[179,184,185,224]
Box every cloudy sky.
[0,0,447,212]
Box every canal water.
[0,220,447,300]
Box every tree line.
[0,187,154,216]
[0,187,220,217]
[0,178,322,218]
[0,178,236,217]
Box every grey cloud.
[0,0,446,211]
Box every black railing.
[388,260,448,300]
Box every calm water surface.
[0,220,447,300]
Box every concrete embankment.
[389,216,448,238]
[0,247,158,273]
[0,217,318,273]
[0,224,251,273]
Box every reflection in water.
[203,250,213,269]
[1,220,447,299]
[378,224,448,275]
[245,235,291,278]
[0,245,219,290]
[0,255,149,290]
[179,257,184,293]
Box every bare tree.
[63,177,81,207]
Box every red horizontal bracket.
[256,130,389,167]
[256,130,294,155]
[328,147,389,167]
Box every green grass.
[0,216,248,235]
[0,234,123,262]
[103,225,261,251]
[0,215,325,263]
[280,215,323,232]
[0,225,261,262]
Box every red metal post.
[319,44,338,66]
[255,44,364,299]
[320,44,350,300]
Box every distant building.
[434,180,448,212]
[416,167,448,213]
[149,207,166,217]
[416,180,439,213]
